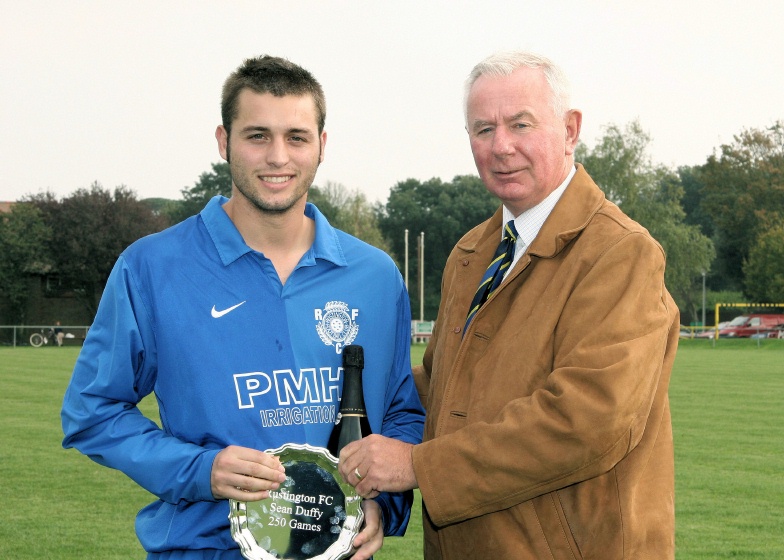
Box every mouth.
[259,175,294,184]
[493,169,522,178]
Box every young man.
[62,56,424,560]
[338,51,679,559]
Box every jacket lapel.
[527,164,607,260]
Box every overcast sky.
[2,1,783,204]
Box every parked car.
[710,314,784,338]
[750,323,784,339]
[693,321,730,338]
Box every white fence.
[5,322,435,347]
[0,325,91,347]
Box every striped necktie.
[464,220,518,334]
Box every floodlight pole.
[404,229,409,291]
[419,232,425,322]
[701,270,707,328]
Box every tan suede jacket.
[412,165,679,559]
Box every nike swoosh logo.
[211,301,247,318]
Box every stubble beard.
[227,143,322,216]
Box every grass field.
[1,340,782,559]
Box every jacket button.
[453,326,461,334]
[462,259,469,266]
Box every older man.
[339,51,679,559]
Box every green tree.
[309,181,391,253]
[142,197,180,218]
[27,183,169,318]
[576,121,716,323]
[743,223,784,302]
[307,183,340,224]
[169,162,233,223]
[699,121,784,290]
[678,164,715,236]
[379,175,498,319]
[0,203,53,323]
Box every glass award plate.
[229,443,364,560]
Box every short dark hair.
[221,55,326,136]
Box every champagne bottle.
[327,345,372,458]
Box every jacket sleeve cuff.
[374,490,413,536]
[195,448,222,502]
[412,440,442,525]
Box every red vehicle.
[714,314,784,338]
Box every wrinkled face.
[466,66,581,216]
[216,89,326,215]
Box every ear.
[216,125,229,161]
[319,130,327,163]
[564,109,582,156]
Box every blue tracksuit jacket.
[61,196,425,557]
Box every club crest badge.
[315,301,359,352]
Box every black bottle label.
[327,345,372,457]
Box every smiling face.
[216,88,326,215]
[466,66,581,216]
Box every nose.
[266,137,290,167]
[491,127,514,158]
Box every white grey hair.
[463,51,572,123]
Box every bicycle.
[29,328,59,348]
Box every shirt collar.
[200,195,348,268]
[502,165,576,248]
